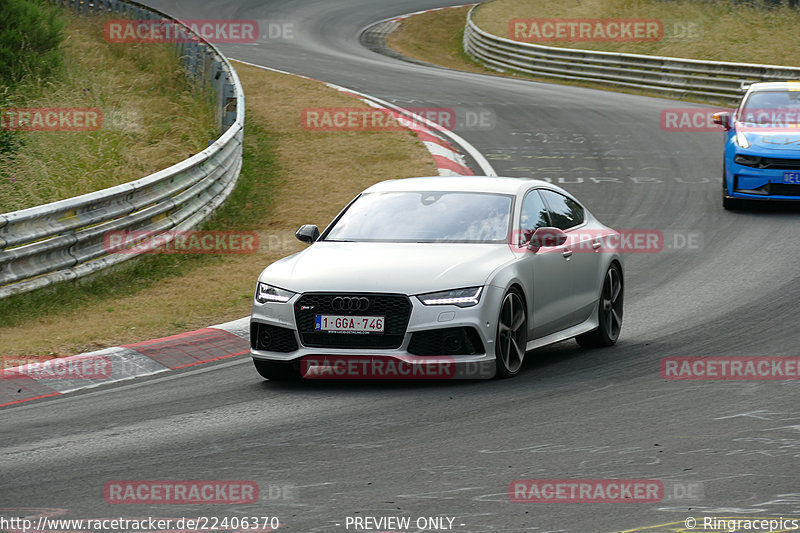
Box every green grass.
[0,0,65,156]
[211,118,279,230]
[0,9,217,213]
[0,0,65,87]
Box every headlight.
[417,287,483,307]
[735,130,751,148]
[255,283,296,304]
[734,154,761,167]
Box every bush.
[0,0,65,87]
[0,91,20,154]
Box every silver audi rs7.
[250,176,623,380]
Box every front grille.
[251,322,299,352]
[408,327,485,356]
[294,293,412,349]
[757,158,800,170]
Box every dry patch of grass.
[0,62,437,356]
[238,63,436,232]
[388,7,597,86]
[475,0,800,66]
[387,7,487,74]
[0,11,216,213]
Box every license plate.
[783,171,800,184]
[314,315,385,333]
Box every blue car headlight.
[417,287,483,308]
[255,283,296,304]
[735,130,751,148]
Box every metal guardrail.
[0,0,244,299]
[463,4,800,105]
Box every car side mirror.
[528,227,568,252]
[295,224,320,244]
[712,111,731,130]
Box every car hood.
[739,126,800,152]
[259,241,516,294]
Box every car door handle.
[592,239,602,250]
[562,249,573,259]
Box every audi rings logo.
[331,296,370,311]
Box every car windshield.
[324,191,513,243]
[739,90,800,126]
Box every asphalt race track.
[3,1,800,532]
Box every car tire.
[576,263,623,348]
[494,288,527,379]
[722,196,744,210]
[253,359,301,381]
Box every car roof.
[363,176,561,196]
[747,81,800,93]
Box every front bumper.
[250,286,504,379]
[726,159,800,201]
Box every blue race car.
[714,81,800,209]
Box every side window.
[540,190,584,230]
[519,189,550,244]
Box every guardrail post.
[186,42,197,82]
[223,81,236,131]
[213,60,224,130]
[203,48,214,87]
[195,45,204,83]
[194,43,202,81]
